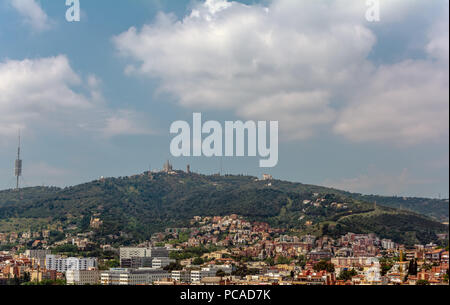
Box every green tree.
[164,262,183,272]
[296,255,307,268]
[443,269,449,283]
[337,269,357,281]
[192,257,204,265]
[380,262,393,276]
[265,257,275,266]
[313,260,335,273]
[276,256,291,265]
[22,272,31,283]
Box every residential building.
[45,255,97,272]
[171,270,191,283]
[100,268,169,285]
[66,270,100,285]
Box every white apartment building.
[171,270,191,283]
[151,257,174,269]
[190,265,232,283]
[45,255,97,273]
[365,265,382,283]
[100,268,169,285]
[66,270,100,285]
[381,239,396,250]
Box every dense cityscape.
[1,210,448,286]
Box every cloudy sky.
[0,0,448,198]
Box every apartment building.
[66,270,100,285]
[119,247,169,268]
[190,265,232,283]
[171,270,191,283]
[100,268,169,285]
[25,250,51,267]
[45,255,97,273]
[151,257,174,269]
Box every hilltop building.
[163,160,173,173]
[262,174,273,181]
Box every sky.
[0,0,448,198]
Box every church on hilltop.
[163,160,173,173]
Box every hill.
[0,172,447,246]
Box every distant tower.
[14,130,22,190]
[163,160,173,173]
[186,164,190,174]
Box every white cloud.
[101,110,155,138]
[113,0,448,145]
[333,59,449,144]
[426,7,449,64]
[0,55,153,143]
[334,7,449,144]
[238,91,336,140]
[10,0,50,32]
[113,0,376,140]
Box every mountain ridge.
[0,171,448,246]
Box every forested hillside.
[0,172,447,246]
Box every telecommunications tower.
[14,130,22,190]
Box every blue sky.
[0,0,448,198]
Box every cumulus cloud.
[113,0,448,144]
[238,91,336,140]
[334,6,449,144]
[426,7,449,64]
[10,0,50,32]
[113,0,376,139]
[333,59,449,144]
[0,55,153,143]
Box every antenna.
[14,130,22,190]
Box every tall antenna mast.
[14,130,22,190]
